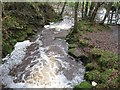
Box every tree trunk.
[73,1,79,33]
[82,1,84,19]
[60,1,67,17]
[110,10,114,24]
[90,2,104,22]
[100,2,113,24]
[88,2,95,18]
[84,2,89,18]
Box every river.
[0,16,85,88]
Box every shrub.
[79,39,89,47]
[74,81,92,89]
[85,70,100,82]
[91,48,118,69]
[85,62,100,71]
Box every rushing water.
[0,16,85,88]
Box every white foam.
[0,16,85,88]
[0,40,31,87]
[44,16,74,31]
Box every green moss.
[87,27,93,32]
[86,63,94,71]
[77,20,109,35]
[26,27,35,35]
[85,70,100,82]
[68,44,77,49]
[3,16,20,29]
[91,48,104,56]
[100,69,118,83]
[91,48,118,69]
[74,81,92,89]
[2,42,13,56]
[108,78,118,88]
[96,83,107,88]
[85,62,100,71]
[2,2,59,57]
[99,52,118,69]
[79,39,89,47]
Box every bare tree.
[82,1,84,19]
[84,2,89,18]
[100,2,113,24]
[73,1,79,33]
[90,2,104,22]
[88,2,95,18]
[60,1,67,17]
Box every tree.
[67,1,79,38]
[84,2,89,18]
[90,2,104,22]
[60,1,67,17]
[88,2,95,18]
[100,2,113,24]
[82,1,85,19]
[73,1,79,33]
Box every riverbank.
[66,20,119,88]
[1,15,86,88]
[2,2,60,58]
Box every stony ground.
[80,25,119,54]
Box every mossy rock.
[78,55,89,65]
[74,81,92,89]
[85,70,100,82]
[68,48,81,58]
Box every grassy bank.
[66,20,119,88]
